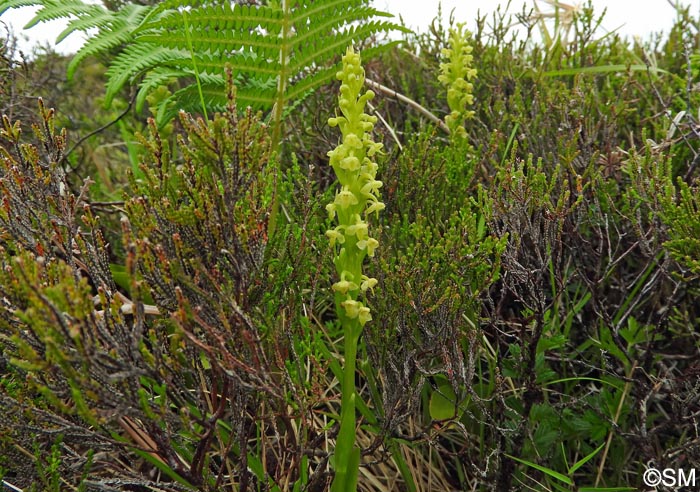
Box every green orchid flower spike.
[438,22,477,141]
[326,46,384,492]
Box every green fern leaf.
[23,0,96,28]
[192,52,281,77]
[157,72,277,124]
[287,20,399,77]
[0,0,45,17]
[135,68,187,113]
[105,43,187,107]
[288,5,386,50]
[137,13,283,56]
[3,0,405,137]
[140,3,283,36]
[66,3,150,80]
[56,8,118,43]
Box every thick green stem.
[331,319,361,492]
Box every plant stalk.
[332,319,362,492]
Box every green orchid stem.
[332,318,361,492]
[326,45,384,492]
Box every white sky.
[1,0,699,56]
[380,1,700,41]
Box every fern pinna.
[0,0,403,128]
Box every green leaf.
[118,438,195,488]
[505,453,573,485]
[429,378,458,421]
[542,376,624,391]
[569,443,605,474]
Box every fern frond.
[0,0,42,17]
[157,76,278,125]
[150,0,217,11]
[65,4,150,80]
[155,77,217,123]
[155,67,282,124]
[287,20,400,76]
[23,0,97,28]
[138,7,283,58]
[146,3,284,32]
[131,0,403,118]
[288,5,386,50]
[284,41,398,103]
[135,68,187,112]
[5,0,404,140]
[138,30,281,58]
[288,0,388,29]
[192,52,281,77]
[105,44,187,107]
[56,8,118,43]
[283,64,337,103]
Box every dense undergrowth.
[1,1,700,491]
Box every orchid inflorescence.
[326,46,384,327]
[326,45,385,492]
[438,22,477,140]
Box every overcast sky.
[1,0,699,56]
[380,1,699,40]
